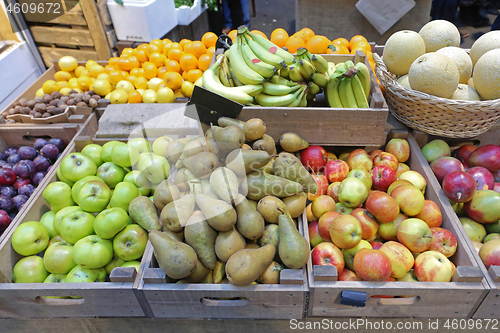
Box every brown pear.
[245,171,303,200]
[215,227,246,262]
[259,261,283,284]
[218,117,245,129]
[283,193,307,218]
[175,137,207,169]
[213,125,245,152]
[235,194,265,239]
[279,132,309,152]
[259,224,280,261]
[184,211,217,269]
[225,245,275,286]
[253,134,277,155]
[225,149,271,176]
[160,194,195,232]
[257,196,289,223]
[183,152,222,179]
[195,193,237,231]
[128,196,162,231]
[279,214,309,269]
[260,157,275,174]
[273,152,318,194]
[212,260,226,283]
[153,179,181,210]
[209,167,239,204]
[185,260,211,283]
[243,118,266,141]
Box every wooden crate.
[306,131,489,318]
[18,0,116,67]
[0,114,148,318]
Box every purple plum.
[18,184,34,198]
[40,144,59,160]
[18,146,37,160]
[12,195,28,210]
[7,154,20,165]
[0,195,15,212]
[32,171,46,186]
[33,138,48,151]
[13,160,36,178]
[2,164,12,169]
[3,147,18,159]
[33,155,51,171]
[48,138,66,152]
[0,210,12,232]
[0,186,16,198]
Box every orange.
[349,35,368,50]
[170,42,183,51]
[136,50,148,63]
[134,76,148,90]
[305,35,330,54]
[162,38,172,45]
[128,56,140,68]
[270,28,289,48]
[185,69,202,83]
[228,30,237,43]
[326,44,346,54]
[332,38,350,49]
[179,39,192,51]
[201,32,218,48]
[165,59,181,73]
[117,57,134,71]
[207,46,215,58]
[162,43,173,56]
[182,70,189,81]
[285,35,306,54]
[164,71,183,91]
[157,66,168,78]
[121,48,135,57]
[137,44,150,53]
[197,54,212,72]
[108,57,119,67]
[351,40,371,53]
[143,62,158,80]
[128,90,142,103]
[180,53,198,72]
[146,44,160,57]
[130,68,142,76]
[149,52,166,67]
[126,75,137,86]
[104,65,116,73]
[150,39,162,48]
[168,48,184,62]
[109,70,125,85]
[251,30,268,40]
[299,28,315,43]
[186,41,207,59]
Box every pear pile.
[145,117,315,286]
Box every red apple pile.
[423,140,500,269]
[305,139,457,283]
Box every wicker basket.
[374,53,500,138]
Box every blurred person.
[221,0,250,34]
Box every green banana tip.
[237,26,248,35]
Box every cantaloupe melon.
[473,49,500,100]
[468,77,474,89]
[436,47,472,84]
[408,52,459,98]
[450,84,480,101]
[397,75,412,89]
[470,31,500,66]
[383,30,426,76]
[419,20,460,52]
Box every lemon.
[181,81,194,97]
[73,88,83,93]
[93,79,112,96]
[74,66,86,77]
[78,76,92,91]
[57,81,70,89]
[136,89,145,95]
[110,89,129,104]
[86,60,98,69]
[157,87,175,103]
[42,80,58,94]
[60,87,72,95]
[174,89,184,99]
[58,56,78,71]
[54,71,72,82]
[148,77,164,91]
[89,64,105,77]
[194,77,203,87]
[105,92,112,100]
[142,89,157,103]
[97,73,110,81]
[68,77,79,88]
[116,80,135,93]
[36,88,44,98]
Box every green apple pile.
[10,137,171,284]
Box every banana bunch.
[325,60,371,108]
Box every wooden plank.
[96,0,113,26]
[30,26,94,47]
[106,27,117,49]
[21,2,86,26]
[79,0,112,60]
[38,47,98,67]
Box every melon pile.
[382,20,500,101]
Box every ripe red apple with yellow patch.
[479,239,500,268]
[368,149,384,162]
[387,179,413,195]
[318,211,340,242]
[353,248,392,281]
[428,227,457,258]
[351,208,378,240]
[385,138,410,163]
[324,159,349,183]
[396,218,433,253]
[338,268,362,281]
[308,221,324,247]
[365,190,400,223]
[329,214,362,249]
[371,166,397,192]
[380,241,414,279]
[378,213,407,241]
[300,145,328,172]
[415,200,442,228]
[346,149,372,172]
[399,171,427,193]
[414,250,454,282]
[370,241,384,250]
[308,174,329,201]
[326,182,341,202]
[390,184,425,216]
[342,239,372,270]
[396,163,411,177]
[311,195,336,219]
[311,242,345,275]
[373,152,399,172]
[306,203,317,222]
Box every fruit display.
[0,138,66,235]
[305,138,458,283]
[9,138,169,284]
[382,21,500,101]
[148,117,313,286]
[422,139,500,268]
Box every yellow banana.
[345,60,355,70]
[339,77,358,108]
[255,85,305,107]
[279,66,289,79]
[227,36,265,85]
[245,28,296,65]
[287,85,306,107]
[298,59,316,80]
[326,72,344,108]
[219,56,234,87]
[270,75,298,87]
[336,62,347,71]
[230,66,244,87]
[299,91,308,106]
[327,62,336,76]
[311,54,329,74]
[262,82,301,96]
[240,40,277,78]
[289,66,305,82]
[355,62,371,99]
[311,72,329,87]
[242,34,285,70]
[232,84,264,97]
[308,82,321,95]
[352,75,369,108]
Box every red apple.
[495,182,500,194]
[414,251,454,282]
[368,149,383,162]
[342,239,372,270]
[308,174,329,201]
[415,200,442,228]
[430,157,464,183]
[442,171,476,203]
[346,149,372,172]
[396,163,411,177]
[308,221,324,247]
[373,152,399,172]
[385,138,410,163]
[300,145,328,172]
[311,242,345,274]
[467,166,495,191]
[399,171,427,193]
[326,151,337,161]
[428,227,457,257]
[306,203,317,222]
[329,214,362,249]
[378,213,407,241]
[454,144,476,169]
[390,184,425,216]
[311,195,336,219]
[387,179,413,195]
[380,241,414,279]
[464,190,500,224]
[371,165,397,192]
[365,190,400,223]
[479,239,500,268]
[351,208,378,240]
[338,268,362,281]
[468,145,500,173]
[396,218,433,252]
[324,159,349,183]
[370,241,384,250]
[326,182,341,202]
[318,211,340,242]
[353,248,392,281]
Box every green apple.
[59,211,95,244]
[81,144,104,168]
[111,143,139,168]
[97,162,125,189]
[137,152,155,171]
[59,153,97,183]
[42,181,74,213]
[121,261,141,272]
[72,175,103,204]
[128,138,152,154]
[57,167,75,187]
[12,221,49,256]
[105,255,126,274]
[78,180,112,212]
[338,177,369,208]
[73,235,114,269]
[48,235,65,248]
[43,241,77,274]
[40,211,58,239]
[101,141,122,163]
[342,239,373,271]
[44,273,66,283]
[113,224,148,261]
[12,256,48,283]
[152,136,173,157]
[123,170,151,196]
[53,206,82,234]
[94,207,129,239]
[139,154,170,184]
[347,167,372,190]
[109,182,140,212]
[65,265,106,282]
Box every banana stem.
[343,67,359,78]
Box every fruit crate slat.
[410,131,500,319]
[30,26,95,47]
[18,0,87,26]
[305,130,489,318]
[0,113,148,318]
